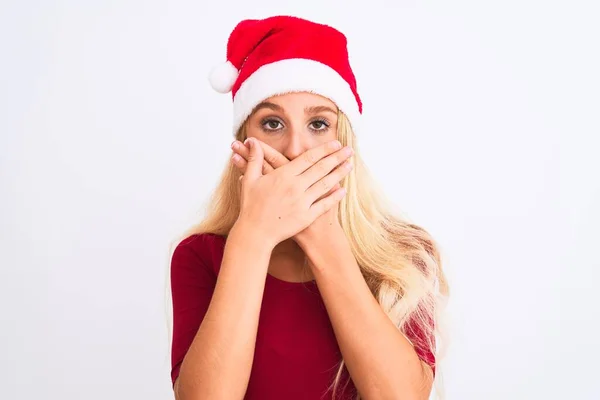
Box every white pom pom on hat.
[208,60,239,93]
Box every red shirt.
[170,233,434,399]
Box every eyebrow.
[252,102,284,113]
[252,102,338,116]
[305,105,338,115]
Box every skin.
[175,93,352,399]
[175,92,433,399]
[233,93,434,398]
[234,92,346,282]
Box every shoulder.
[175,232,226,253]
[171,233,227,276]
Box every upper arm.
[173,377,181,400]
[170,235,218,388]
[420,361,435,394]
[404,314,436,378]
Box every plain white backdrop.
[1,0,599,399]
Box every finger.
[281,140,342,176]
[232,141,274,174]
[244,137,264,180]
[309,186,347,221]
[300,145,353,190]
[258,141,290,168]
[314,182,341,203]
[312,182,341,203]
[231,153,248,173]
[305,160,352,203]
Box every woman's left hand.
[230,139,345,248]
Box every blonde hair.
[172,111,450,399]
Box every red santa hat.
[208,15,363,134]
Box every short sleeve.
[170,235,218,386]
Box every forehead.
[262,92,338,110]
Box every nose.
[281,128,311,161]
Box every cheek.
[302,126,339,151]
[317,125,338,143]
[243,123,259,140]
[244,124,285,152]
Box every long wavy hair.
[168,110,450,399]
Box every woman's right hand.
[235,137,353,248]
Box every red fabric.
[170,233,435,399]
[225,16,362,113]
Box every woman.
[170,15,449,400]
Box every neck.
[272,238,303,257]
[269,239,314,282]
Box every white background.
[1,1,599,399]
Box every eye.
[309,118,330,132]
[261,118,284,131]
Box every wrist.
[296,221,344,249]
[230,218,277,252]
[304,230,355,276]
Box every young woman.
[170,15,449,400]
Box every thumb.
[244,137,264,180]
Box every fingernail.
[232,154,241,162]
[231,141,238,150]
[333,140,342,149]
[247,138,254,148]
[344,146,354,156]
[345,160,353,170]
